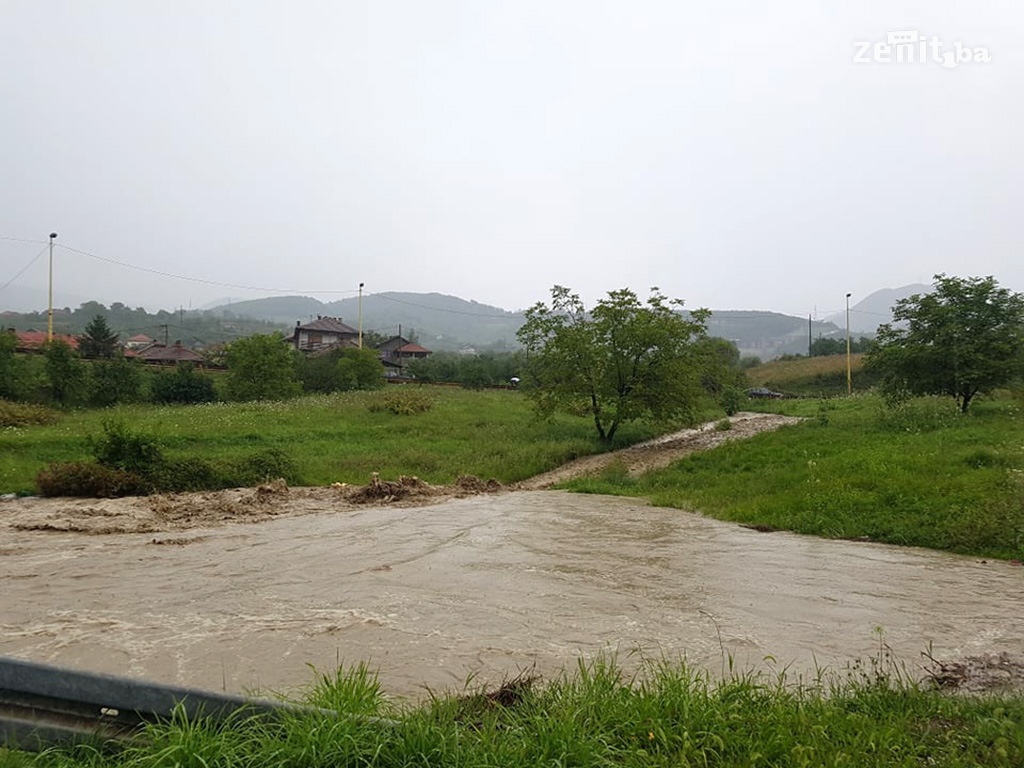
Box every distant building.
[290,316,359,353]
[377,335,431,376]
[134,341,207,366]
[10,330,80,352]
[124,333,153,350]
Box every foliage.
[336,347,385,391]
[517,286,709,441]
[367,389,434,415]
[868,274,1024,413]
[77,314,120,359]
[224,333,302,402]
[150,362,218,404]
[296,348,347,393]
[35,461,151,497]
[0,331,31,401]
[407,350,524,387]
[566,393,1024,559]
[809,335,873,356]
[88,420,164,475]
[0,400,59,428]
[746,353,880,396]
[42,339,87,405]
[24,655,1024,768]
[88,357,143,407]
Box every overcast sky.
[2,1,1021,319]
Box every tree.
[43,340,86,405]
[517,286,709,442]
[89,357,143,407]
[224,333,302,401]
[78,315,120,359]
[150,362,217,404]
[336,348,386,391]
[867,274,1024,413]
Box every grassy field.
[746,353,881,396]
[0,387,709,496]
[12,657,1024,767]
[564,393,1024,560]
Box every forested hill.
[2,293,843,358]
[215,293,527,351]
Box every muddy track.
[516,412,802,489]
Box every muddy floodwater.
[2,491,1022,699]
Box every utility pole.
[47,233,57,341]
[845,293,852,395]
[358,282,365,349]
[807,314,812,357]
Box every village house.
[377,335,432,376]
[290,316,359,353]
[133,340,207,366]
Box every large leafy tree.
[517,286,709,442]
[224,333,302,402]
[868,274,1024,413]
[43,339,87,405]
[78,314,120,359]
[336,347,386,391]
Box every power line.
[0,245,49,295]
[55,243,363,297]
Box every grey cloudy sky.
[1,1,1021,318]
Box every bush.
[224,448,298,486]
[367,389,434,415]
[150,362,218,405]
[720,386,745,416]
[88,420,164,475]
[36,461,151,497]
[0,399,60,428]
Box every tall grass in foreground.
[17,657,1024,767]
[566,394,1024,560]
[0,388,718,495]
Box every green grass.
[747,353,881,396]
[564,393,1024,560]
[0,387,708,495]
[14,656,1024,767]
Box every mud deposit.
[3,491,1022,700]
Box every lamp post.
[845,292,852,395]
[47,233,57,341]
[358,282,365,349]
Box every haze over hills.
[825,284,932,335]
[1,284,933,359]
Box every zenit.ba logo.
[853,31,991,68]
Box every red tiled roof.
[13,331,80,350]
[295,317,358,334]
[397,343,431,354]
[136,342,205,362]
[127,334,153,342]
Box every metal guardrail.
[0,656,294,752]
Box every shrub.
[150,362,217,404]
[713,418,733,432]
[720,386,745,416]
[36,461,151,497]
[367,389,434,415]
[224,448,298,486]
[88,420,164,475]
[149,457,223,493]
[0,399,59,428]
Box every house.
[290,316,359,352]
[135,341,207,366]
[10,330,80,352]
[377,335,431,376]
[124,334,153,350]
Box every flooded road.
[2,491,1021,699]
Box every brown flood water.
[2,491,1022,699]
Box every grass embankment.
[13,659,1024,767]
[565,394,1024,560]
[746,353,880,396]
[0,388,707,496]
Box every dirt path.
[517,412,801,489]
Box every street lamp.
[845,292,852,395]
[358,282,365,349]
[47,233,57,341]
